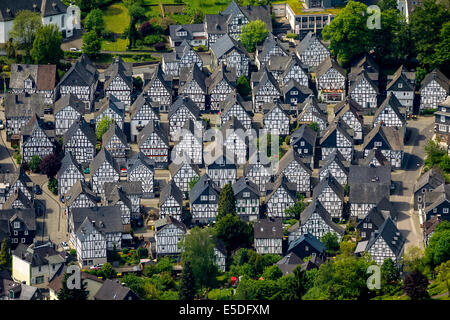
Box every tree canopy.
[31,24,63,65]
[84,9,104,35]
[96,116,113,141]
[40,153,62,178]
[9,10,42,57]
[217,183,236,220]
[82,30,102,58]
[57,272,89,300]
[239,19,269,53]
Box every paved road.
[390,116,435,250]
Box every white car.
[0,120,4,130]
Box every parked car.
[120,167,127,174]
[36,206,43,217]
[61,242,70,251]
[0,119,4,130]
[34,185,42,195]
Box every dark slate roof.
[281,79,313,96]
[189,174,220,203]
[386,65,415,91]
[373,93,406,126]
[130,93,159,121]
[254,217,283,239]
[356,206,387,231]
[423,216,441,236]
[348,165,391,203]
[414,168,445,193]
[366,217,405,259]
[21,113,50,139]
[360,148,390,167]
[10,64,57,91]
[424,184,450,213]
[103,181,143,198]
[154,215,187,233]
[0,0,68,22]
[93,95,125,120]
[320,149,349,176]
[0,167,33,192]
[12,242,64,267]
[287,232,326,254]
[266,174,297,202]
[104,56,133,90]
[299,200,345,236]
[169,95,200,120]
[0,208,36,232]
[349,53,379,82]
[159,180,183,207]
[58,54,98,88]
[0,274,39,300]
[333,97,363,116]
[5,93,45,118]
[169,23,204,42]
[206,63,236,95]
[71,206,123,235]
[104,186,131,210]
[334,99,364,126]
[54,93,86,115]
[3,189,33,210]
[232,176,260,198]
[320,120,354,146]
[63,118,97,147]
[89,148,120,176]
[243,149,272,175]
[315,56,346,79]
[57,151,83,180]
[362,124,404,151]
[276,252,304,275]
[220,116,246,139]
[94,279,140,300]
[296,31,328,55]
[127,152,155,176]
[298,95,326,116]
[236,2,272,32]
[252,67,281,96]
[219,92,252,114]
[348,70,379,95]
[179,64,207,94]
[143,64,172,94]
[375,196,399,221]
[420,69,450,93]
[313,173,345,201]
[257,33,288,62]
[204,12,230,35]
[291,123,317,146]
[137,120,169,148]
[211,33,249,59]
[102,123,129,149]
[64,180,98,206]
[277,148,312,177]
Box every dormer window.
[14,221,20,229]
[24,79,33,89]
[398,83,403,89]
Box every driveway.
[390,116,435,250]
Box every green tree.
[424,221,450,268]
[0,239,10,270]
[84,9,104,35]
[378,0,398,10]
[215,213,253,255]
[96,116,112,141]
[179,260,196,300]
[381,258,401,294]
[237,75,251,97]
[188,176,200,191]
[9,10,42,57]
[82,30,101,58]
[180,227,218,290]
[424,139,446,168]
[434,21,450,76]
[28,155,41,173]
[127,3,147,49]
[48,178,58,195]
[31,24,63,65]
[403,270,430,300]
[239,19,268,52]
[155,256,174,274]
[321,232,340,256]
[217,183,236,220]
[101,262,116,279]
[284,194,306,219]
[57,272,89,300]
[322,1,371,66]
[308,122,320,133]
[262,265,282,280]
[402,245,425,273]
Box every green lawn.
[101,38,129,51]
[103,3,130,34]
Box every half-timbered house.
[54,94,86,136]
[20,114,55,163]
[104,56,133,108]
[277,149,312,195]
[154,216,187,257]
[419,69,449,111]
[130,94,160,142]
[143,64,173,112]
[243,150,273,193]
[363,124,404,169]
[251,67,282,113]
[266,175,297,218]
[356,206,389,241]
[64,180,98,215]
[94,95,125,130]
[137,121,169,166]
[63,119,97,165]
[169,23,207,47]
[214,240,227,272]
[179,64,208,111]
[0,168,34,208]
[102,124,130,166]
[169,162,201,196]
[349,71,379,111]
[56,54,98,111]
[57,151,84,198]
[0,209,36,249]
[295,32,330,69]
[319,121,354,162]
[204,13,229,48]
[319,149,349,186]
[206,64,236,111]
[386,65,415,113]
[435,97,450,136]
[103,181,143,221]
[348,165,391,219]
[254,217,283,255]
[315,56,346,102]
[159,181,183,221]
[210,33,250,78]
[219,93,253,130]
[360,148,390,168]
[189,174,221,224]
[103,186,132,229]
[162,40,202,77]
[263,102,290,135]
[172,119,203,165]
[333,98,364,142]
[267,53,309,88]
[281,79,312,108]
[313,173,345,219]
[221,116,248,165]
[89,149,120,195]
[348,54,380,88]
[206,150,237,189]
[373,93,406,137]
[168,95,201,140]
[3,189,33,210]
[255,33,289,70]
[232,177,260,222]
[414,168,445,211]
[127,152,155,197]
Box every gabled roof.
[373,93,406,125]
[356,206,387,231]
[420,69,450,93]
[362,124,404,151]
[334,99,364,127]
[102,124,129,149]
[348,70,379,95]
[366,217,405,259]
[360,148,390,167]
[291,123,317,146]
[63,118,97,147]
[168,161,201,178]
[54,93,86,115]
[266,174,297,202]
[159,180,183,207]
[130,93,160,121]
[58,54,98,88]
[349,53,379,82]
[57,151,83,180]
[169,95,200,120]
[179,64,207,94]
[189,174,220,203]
[313,173,345,201]
[3,189,33,209]
[143,64,172,92]
[0,0,68,22]
[423,215,441,236]
[320,149,349,175]
[0,208,36,232]
[333,97,363,116]
[137,120,169,147]
[281,79,313,96]
[386,65,415,91]
[423,184,450,213]
[12,242,65,269]
[154,215,187,234]
[64,180,98,206]
[299,200,345,236]
[414,168,445,193]
[315,56,345,79]
[0,167,33,194]
[204,12,230,34]
[169,23,204,42]
[254,217,283,239]
[10,64,57,91]
[252,66,281,96]
[262,102,290,119]
[243,149,272,175]
[206,63,235,94]
[211,33,248,59]
[298,95,326,117]
[232,177,260,197]
[89,148,120,176]
[104,186,132,210]
[375,196,398,221]
[94,95,124,120]
[277,148,312,177]
[319,120,353,146]
[296,31,328,55]
[348,165,391,204]
[239,3,272,32]
[104,56,133,89]
[94,279,140,300]
[257,33,288,62]
[103,181,143,198]
[287,232,326,254]
[5,93,45,118]
[220,116,247,140]
[21,113,46,138]
[71,206,123,236]
[219,92,252,114]
[127,152,155,176]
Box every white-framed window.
[441,115,446,123]
[201,195,208,201]
[444,208,449,214]
[374,141,382,147]
[243,192,250,198]
[14,221,20,228]
[398,83,403,89]
[209,195,215,201]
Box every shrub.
[144,34,164,46]
[154,42,166,51]
[286,33,298,39]
[69,249,77,256]
[101,29,115,41]
[48,178,58,195]
[28,155,42,173]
